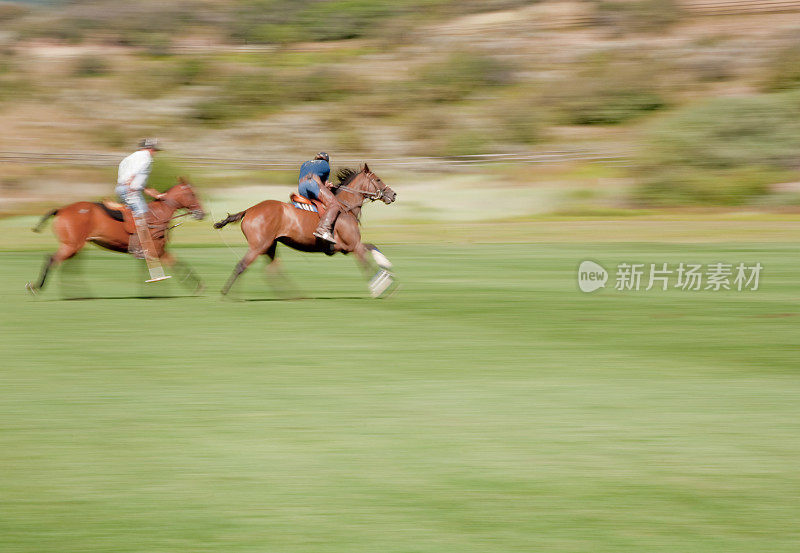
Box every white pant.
[115,185,147,217]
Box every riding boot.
[128,233,144,259]
[313,202,340,243]
[134,217,155,259]
[134,216,170,282]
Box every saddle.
[97,200,137,234]
[290,193,326,217]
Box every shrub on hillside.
[123,58,206,98]
[762,42,800,92]
[229,0,409,44]
[491,92,547,144]
[296,1,397,42]
[681,54,737,83]
[593,0,682,34]
[441,128,494,156]
[191,67,362,123]
[644,93,800,169]
[553,55,666,125]
[635,93,800,205]
[15,17,86,43]
[191,73,285,122]
[0,3,28,23]
[634,167,783,206]
[412,52,515,104]
[173,57,209,87]
[0,74,35,105]
[92,125,129,149]
[73,56,110,77]
[290,67,366,102]
[122,32,172,56]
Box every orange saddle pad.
[290,193,326,217]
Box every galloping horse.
[27,178,205,293]
[213,164,397,297]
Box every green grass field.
[2,234,799,552]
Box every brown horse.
[213,164,397,297]
[27,178,206,294]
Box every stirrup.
[313,229,335,243]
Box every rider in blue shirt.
[298,152,341,243]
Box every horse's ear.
[177,176,186,184]
[362,163,370,173]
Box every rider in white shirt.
[116,139,165,261]
[116,138,164,215]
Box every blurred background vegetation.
[3,0,800,219]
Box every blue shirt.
[298,159,330,184]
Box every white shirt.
[117,150,153,191]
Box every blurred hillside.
[3,0,800,217]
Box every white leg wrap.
[370,248,393,270]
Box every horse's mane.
[337,167,360,186]
[334,167,361,195]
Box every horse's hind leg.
[221,247,261,296]
[262,242,300,299]
[27,242,82,294]
[27,254,55,294]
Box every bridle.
[331,174,386,220]
[155,184,203,224]
[333,173,385,202]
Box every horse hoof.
[369,270,394,298]
[25,282,38,295]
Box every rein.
[148,194,196,235]
[332,175,384,218]
[333,183,384,201]
[168,211,191,222]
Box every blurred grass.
[1,242,799,552]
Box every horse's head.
[165,177,205,220]
[359,163,396,205]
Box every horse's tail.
[213,210,246,229]
[32,209,58,233]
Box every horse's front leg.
[221,248,261,296]
[363,242,393,271]
[160,251,204,294]
[354,242,395,298]
[338,220,395,298]
[352,242,374,276]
